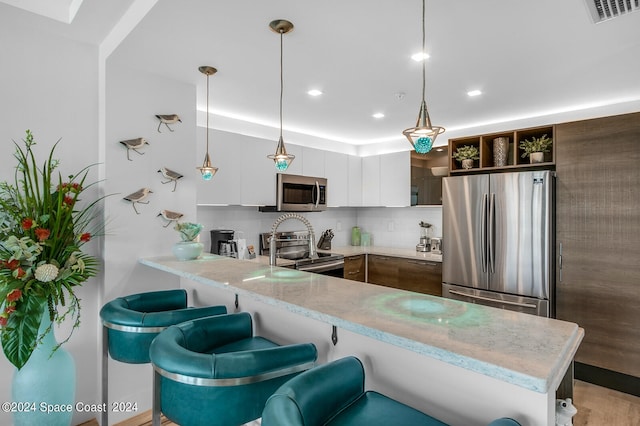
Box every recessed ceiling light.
[372,112,385,119]
[307,89,323,96]
[467,90,482,97]
[411,52,430,62]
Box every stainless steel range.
[259,231,344,277]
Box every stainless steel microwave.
[276,173,327,212]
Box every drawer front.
[343,255,365,282]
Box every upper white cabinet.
[196,132,410,208]
[348,155,362,207]
[325,151,349,207]
[360,152,410,207]
[240,137,277,206]
[196,130,242,205]
[380,151,410,207]
[361,156,381,206]
[302,147,326,177]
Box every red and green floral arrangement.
[0,130,104,369]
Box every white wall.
[0,16,100,426]
[102,58,198,423]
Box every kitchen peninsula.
[140,254,583,426]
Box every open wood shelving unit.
[449,125,555,174]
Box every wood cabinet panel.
[366,255,442,297]
[367,254,398,287]
[343,255,365,282]
[398,259,442,297]
[555,112,640,378]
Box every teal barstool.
[100,289,227,426]
[261,356,523,426]
[149,311,318,426]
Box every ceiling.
[3,0,640,154]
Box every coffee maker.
[210,230,235,256]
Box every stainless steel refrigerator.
[442,170,555,317]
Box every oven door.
[296,259,344,277]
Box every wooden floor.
[78,380,640,426]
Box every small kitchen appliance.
[210,229,234,255]
[416,221,432,252]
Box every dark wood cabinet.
[365,254,442,297]
[555,112,640,382]
[367,255,398,287]
[343,254,365,282]
[398,259,442,297]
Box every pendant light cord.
[421,0,426,104]
[205,73,210,153]
[279,29,284,139]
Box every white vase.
[530,152,544,164]
[12,312,75,426]
[172,241,204,260]
[461,159,474,169]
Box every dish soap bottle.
[351,226,361,246]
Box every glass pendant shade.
[198,152,218,181]
[403,100,445,154]
[268,136,295,171]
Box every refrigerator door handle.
[488,193,495,274]
[448,290,539,310]
[481,193,488,272]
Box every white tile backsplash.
[197,205,442,253]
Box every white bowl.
[431,166,449,177]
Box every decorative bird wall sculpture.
[119,137,149,161]
[157,209,184,227]
[158,167,184,192]
[123,188,153,214]
[155,114,181,132]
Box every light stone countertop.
[326,245,442,262]
[140,254,582,394]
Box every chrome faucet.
[269,213,317,266]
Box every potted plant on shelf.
[519,134,552,164]
[173,222,204,260]
[452,145,480,170]
[0,130,105,425]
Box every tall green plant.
[0,130,105,369]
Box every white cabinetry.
[196,130,242,205]
[361,156,381,206]
[325,151,349,207]
[348,155,362,207]
[302,147,325,177]
[380,151,410,207]
[360,152,410,207]
[240,137,277,206]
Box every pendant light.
[402,0,444,154]
[196,65,219,181]
[267,19,295,171]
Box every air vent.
[585,0,640,23]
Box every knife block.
[317,235,332,250]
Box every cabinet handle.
[375,256,390,260]
[347,270,361,275]
[406,260,438,266]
